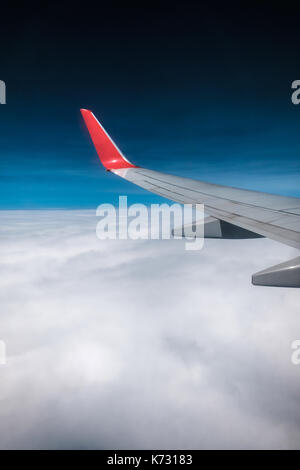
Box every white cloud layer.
[0,210,299,449]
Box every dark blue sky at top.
[0,2,299,209]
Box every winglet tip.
[80,109,137,170]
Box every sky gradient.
[1,3,300,208]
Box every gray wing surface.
[113,168,300,251]
[112,169,300,287]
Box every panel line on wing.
[137,171,300,216]
[142,180,197,204]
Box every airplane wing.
[81,109,300,288]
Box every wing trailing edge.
[172,216,264,239]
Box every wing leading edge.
[81,109,300,287]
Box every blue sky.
[1,3,299,208]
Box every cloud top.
[0,210,299,449]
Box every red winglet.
[80,109,137,170]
